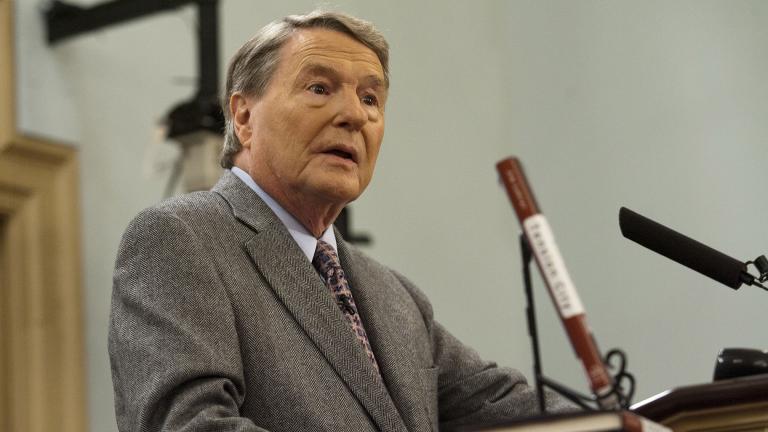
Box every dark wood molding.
[1,0,15,151]
[633,374,768,422]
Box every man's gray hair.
[220,10,390,168]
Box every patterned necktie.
[312,240,381,374]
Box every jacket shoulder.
[116,191,237,258]
[126,191,231,229]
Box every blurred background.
[5,0,768,430]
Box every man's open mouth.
[326,149,356,162]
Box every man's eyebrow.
[361,74,386,90]
[298,63,386,89]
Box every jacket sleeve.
[109,206,269,432]
[393,272,575,431]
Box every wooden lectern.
[632,374,768,431]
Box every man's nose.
[332,89,367,131]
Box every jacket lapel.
[338,237,435,432]
[212,172,407,432]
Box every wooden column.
[0,1,87,431]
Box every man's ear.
[230,92,252,148]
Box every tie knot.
[312,240,340,276]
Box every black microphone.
[619,207,755,290]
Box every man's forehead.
[280,28,385,80]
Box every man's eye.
[308,84,328,95]
[362,95,378,106]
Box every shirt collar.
[231,167,337,262]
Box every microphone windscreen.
[619,207,746,289]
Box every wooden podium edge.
[631,374,768,423]
[661,400,768,432]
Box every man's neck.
[230,166,341,238]
[230,167,338,261]
[278,196,343,238]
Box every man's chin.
[308,180,363,206]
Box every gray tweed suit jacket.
[109,171,565,432]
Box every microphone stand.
[744,255,768,291]
[519,234,636,412]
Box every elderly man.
[109,10,567,432]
